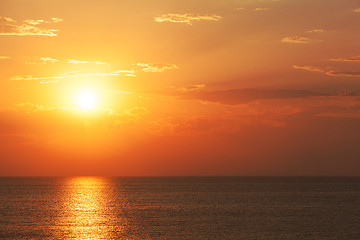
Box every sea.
[0,177,359,239]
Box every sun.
[77,91,96,110]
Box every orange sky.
[1,0,360,176]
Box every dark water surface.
[0,177,360,239]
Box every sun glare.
[77,91,96,110]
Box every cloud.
[354,8,360,13]
[282,30,324,43]
[330,56,360,62]
[65,59,89,64]
[0,56,9,59]
[65,59,107,65]
[293,65,360,77]
[0,16,62,36]
[15,102,68,112]
[236,7,268,11]
[25,57,107,65]
[23,18,63,25]
[326,71,360,77]
[10,70,136,83]
[14,102,116,119]
[23,19,45,25]
[125,107,148,117]
[154,13,222,25]
[307,29,325,33]
[254,8,268,11]
[168,88,336,105]
[50,18,63,23]
[112,70,137,77]
[40,57,58,63]
[292,65,325,73]
[281,36,312,44]
[25,57,58,64]
[136,63,178,72]
[178,84,206,92]
[10,75,62,83]
[12,62,177,83]
[338,89,358,96]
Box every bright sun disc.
[77,91,96,110]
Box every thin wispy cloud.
[136,63,178,72]
[15,102,68,112]
[281,36,312,44]
[112,70,137,77]
[236,7,269,11]
[283,29,324,43]
[0,56,9,59]
[307,29,325,33]
[0,17,62,36]
[23,58,174,74]
[293,65,360,77]
[125,107,148,117]
[25,57,107,65]
[23,18,62,25]
[292,65,325,73]
[254,8,268,11]
[155,13,222,25]
[178,84,206,92]
[25,57,58,64]
[330,56,360,62]
[10,62,173,84]
[326,71,360,77]
[170,88,335,105]
[65,59,107,65]
[354,8,360,13]
[9,75,63,83]
[10,70,136,83]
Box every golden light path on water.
[58,177,126,239]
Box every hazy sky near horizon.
[1,0,360,176]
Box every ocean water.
[0,177,359,239]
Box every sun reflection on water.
[60,177,124,239]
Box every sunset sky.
[1,0,360,176]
